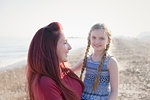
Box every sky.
[0,0,150,39]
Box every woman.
[26,22,84,100]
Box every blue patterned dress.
[82,54,111,100]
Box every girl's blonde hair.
[80,23,111,91]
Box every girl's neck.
[92,50,105,62]
[93,50,104,56]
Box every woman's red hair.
[26,22,84,100]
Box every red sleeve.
[39,76,63,100]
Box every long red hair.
[26,22,84,100]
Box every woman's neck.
[59,62,63,73]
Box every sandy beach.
[112,38,150,100]
[0,38,150,100]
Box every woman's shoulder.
[40,75,56,83]
[37,76,63,99]
[39,76,59,89]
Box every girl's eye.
[100,37,105,40]
[92,36,96,39]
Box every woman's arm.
[71,59,83,72]
[108,57,119,100]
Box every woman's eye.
[64,40,67,44]
[64,42,67,44]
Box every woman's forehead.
[59,33,66,41]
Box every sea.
[0,36,87,70]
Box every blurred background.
[0,0,150,68]
[0,0,150,99]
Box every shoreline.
[0,59,27,73]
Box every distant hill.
[136,32,150,43]
[137,32,150,39]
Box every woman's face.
[57,33,72,63]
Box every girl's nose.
[95,38,101,43]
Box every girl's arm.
[108,57,119,100]
[71,59,83,72]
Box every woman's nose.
[68,43,72,50]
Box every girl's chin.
[94,47,101,50]
[94,48,105,52]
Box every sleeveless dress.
[82,54,111,100]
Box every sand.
[112,38,150,100]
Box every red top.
[33,73,82,100]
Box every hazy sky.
[0,0,150,38]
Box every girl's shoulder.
[107,56,118,70]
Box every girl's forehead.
[91,29,106,36]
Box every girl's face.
[57,33,72,63]
[90,29,109,52]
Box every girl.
[26,22,84,100]
[72,23,118,100]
